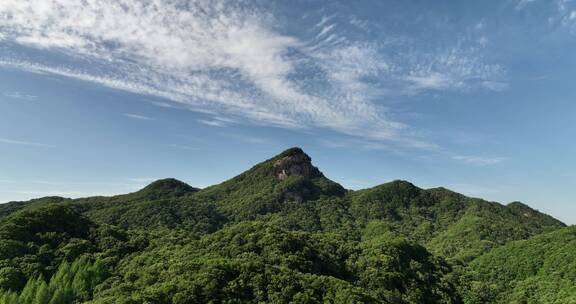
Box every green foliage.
[89,221,459,303]
[0,204,93,243]
[67,180,225,234]
[0,267,25,290]
[0,197,69,221]
[0,257,108,304]
[350,182,564,262]
[349,235,459,303]
[197,147,345,221]
[0,205,140,295]
[0,148,570,303]
[461,226,576,303]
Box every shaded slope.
[0,196,69,220]
[129,178,199,200]
[96,221,461,304]
[0,179,223,233]
[0,205,135,291]
[349,180,564,262]
[463,225,576,303]
[69,179,223,233]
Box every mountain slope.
[349,181,564,262]
[462,225,576,303]
[0,205,138,292]
[0,148,563,257]
[0,148,563,252]
[92,221,461,304]
[196,147,346,220]
[68,178,221,232]
[0,147,570,304]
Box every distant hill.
[463,225,576,303]
[0,147,570,303]
[349,181,563,262]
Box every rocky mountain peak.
[273,148,320,180]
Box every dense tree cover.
[0,148,571,303]
[0,197,68,219]
[460,225,576,303]
[0,205,145,294]
[196,148,346,221]
[0,257,108,304]
[88,221,459,303]
[68,178,216,232]
[350,182,563,262]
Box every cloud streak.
[516,0,576,33]
[2,91,37,101]
[0,0,505,148]
[452,155,506,166]
[0,137,50,147]
[123,113,154,120]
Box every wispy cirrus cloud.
[2,91,37,101]
[400,47,506,93]
[516,0,576,32]
[123,113,154,120]
[452,155,506,166]
[198,120,227,127]
[0,137,50,147]
[198,116,237,127]
[0,0,505,148]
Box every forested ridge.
[0,148,571,303]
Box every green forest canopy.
[0,148,572,303]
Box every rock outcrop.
[273,148,320,181]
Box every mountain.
[0,205,139,293]
[197,147,346,220]
[131,178,199,200]
[350,181,564,262]
[0,147,571,303]
[462,225,576,303]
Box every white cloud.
[452,155,506,166]
[404,73,453,90]
[349,16,369,30]
[516,0,576,32]
[198,119,228,127]
[516,0,537,10]
[0,137,50,147]
[400,46,505,93]
[0,0,505,148]
[123,113,154,120]
[316,23,337,39]
[3,91,37,101]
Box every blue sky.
[1,0,576,223]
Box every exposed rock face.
[273,149,320,181]
[272,148,324,203]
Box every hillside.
[461,225,576,303]
[0,147,571,303]
[350,182,563,262]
